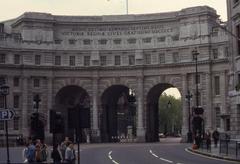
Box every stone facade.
[0,6,230,143]
[227,0,240,138]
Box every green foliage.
[158,93,182,135]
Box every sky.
[0,0,227,21]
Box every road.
[0,141,236,164]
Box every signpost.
[0,109,15,120]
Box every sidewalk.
[187,144,240,162]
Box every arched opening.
[101,85,136,143]
[55,85,91,143]
[146,84,182,142]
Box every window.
[55,39,62,44]
[212,49,218,59]
[226,118,230,131]
[159,53,165,64]
[237,104,240,127]
[127,38,136,44]
[145,54,151,64]
[35,55,41,65]
[84,56,90,66]
[215,107,220,128]
[114,55,121,65]
[55,56,61,66]
[157,36,166,42]
[236,25,240,55]
[142,37,151,43]
[100,56,107,66]
[113,39,121,44]
[214,76,220,95]
[0,54,6,63]
[172,35,179,41]
[13,117,19,130]
[14,95,20,108]
[33,78,40,88]
[98,39,108,45]
[224,47,229,57]
[238,73,240,84]
[69,56,75,66]
[173,52,179,63]
[83,39,91,45]
[212,27,219,37]
[0,96,4,108]
[0,23,3,33]
[13,77,19,87]
[69,39,76,45]
[14,54,20,64]
[0,121,4,130]
[129,55,135,65]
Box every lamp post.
[192,49,204,141]
[0,84,10,164]
[185,90,193,143]
[192,49,199,108]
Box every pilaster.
[136,76,145,142]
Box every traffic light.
[30,112,44,141]
[50,110,64,133]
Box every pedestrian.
[65,142,76,164]
[22,143,29,163]
[212,129,220,148]
[60,137,71,161]
[25,139,36,163]
[205,130,211,152]
[51,144,62,164]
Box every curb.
[187,147,240,162]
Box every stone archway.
[55,85,91,143]
[101,85,136,143]
[146,83,181,142]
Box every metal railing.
[220,139,240,158]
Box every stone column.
[137,77,145,142]
[45,77,53,141]
[220,72,227,131]
[205,73,213,130]
[92,77,100,142]
[21,76,29,136]
[181,74,188,142]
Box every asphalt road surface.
[0,142,237,164]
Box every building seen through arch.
[0,5,236,143]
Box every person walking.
[205,130,211,152]
[25,139,36,163]
[51,144,62,164]
[65,142,76,164]
[212,129,220,148]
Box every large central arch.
[55,85,91,143]
[101,85,136,143]
[146,83,181,142]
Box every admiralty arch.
[0,6,230,143]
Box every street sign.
[0,109,15,120]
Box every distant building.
[0,6,230,144]
[227,0,240,138]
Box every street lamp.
[192,49,199,108]
[0,84,10,164]
[185,90,193,143]
[192,49,204,141]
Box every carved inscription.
[60,24,174,37]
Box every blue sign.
[0,109,15,120]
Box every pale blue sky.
[0,0,227,21]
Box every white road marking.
[149,149,174,163]
[159,157,173,163]
[108,151,120,164]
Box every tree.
[158,93,182,136]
